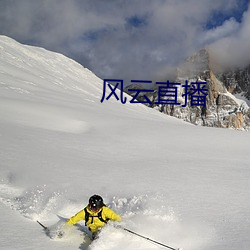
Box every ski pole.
[122,227,180,250]
[37,220,48,231]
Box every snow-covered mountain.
[217,65,250,101]
[176,49,250,129]
[0,36,250,250]
[125,49,250,130]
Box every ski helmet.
[89,195,104,210]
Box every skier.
[66,194,121,239]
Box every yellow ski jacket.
[67,206,121,233]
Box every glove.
[55,223,71,238]
[113,223,123,229]
[56,230,64,238]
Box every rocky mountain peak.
[176,49,250,129]
[177,48,210,78]
[125,48,250,130]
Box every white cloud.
[201,18,240,45]
[0,0,249,82]
[209,4,250,68]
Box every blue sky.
[206,0,249,29]
[0,0,249,84]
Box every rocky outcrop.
[124,49,250,130]
[217,66,250,100]
[173,49,249,129]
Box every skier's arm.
[104,207,122,222]
[67,209,85,225]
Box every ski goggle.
[90,204,101,211]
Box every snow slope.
[0,35,250,250]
